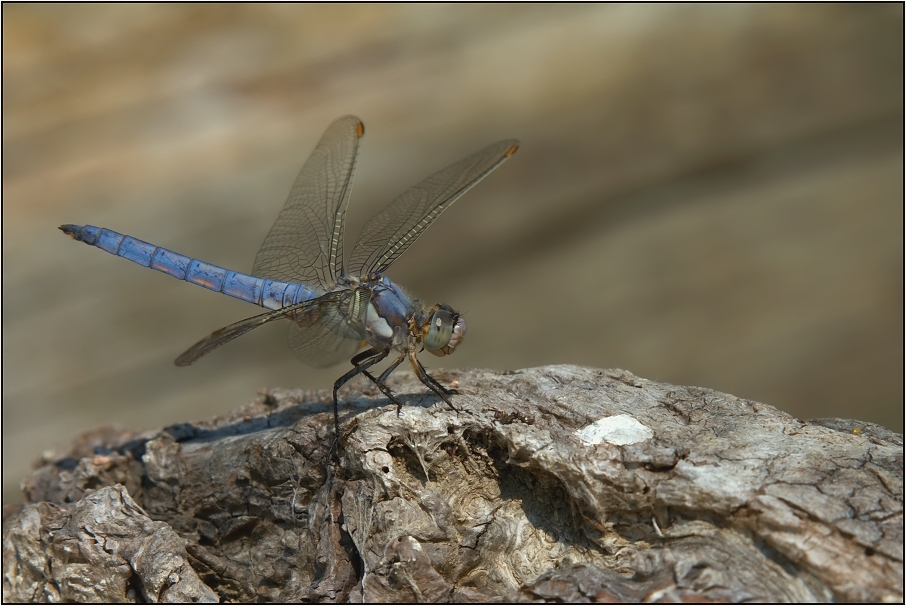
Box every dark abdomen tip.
[59,224,83,239]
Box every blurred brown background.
[3,4,902,504]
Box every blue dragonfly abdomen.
[59,224,319,310]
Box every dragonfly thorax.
[360,275,417,350]
[359,275,464,357]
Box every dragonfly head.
[422,304,465,357]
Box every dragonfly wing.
[253,116,364,288]
[175,304,304,366]
[288,321,362,369]
[174,291,355,367]
[287,288,370,368]
[348,139,518,276]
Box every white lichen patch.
[576,414,653,445]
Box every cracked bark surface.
[3,365,902,602]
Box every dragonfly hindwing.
[287,288,370,368]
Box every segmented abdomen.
[60,224,317,310]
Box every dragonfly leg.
[409,352,459,412]
[360,371,405,414]
[377,353,406,384]
[364,353,407,415]
[333,348,390,437]
[414,356,457,396]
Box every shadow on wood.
[3,366,902,602]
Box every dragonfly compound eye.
[425,306,465,356]
[425,308,453,354]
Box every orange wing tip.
[505,144,518,157]
[357,121,365,137]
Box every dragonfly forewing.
[253,116,364,287]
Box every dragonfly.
[61,116,518,436]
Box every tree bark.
[3,366,902,603]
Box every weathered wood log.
[3,366,902,603]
